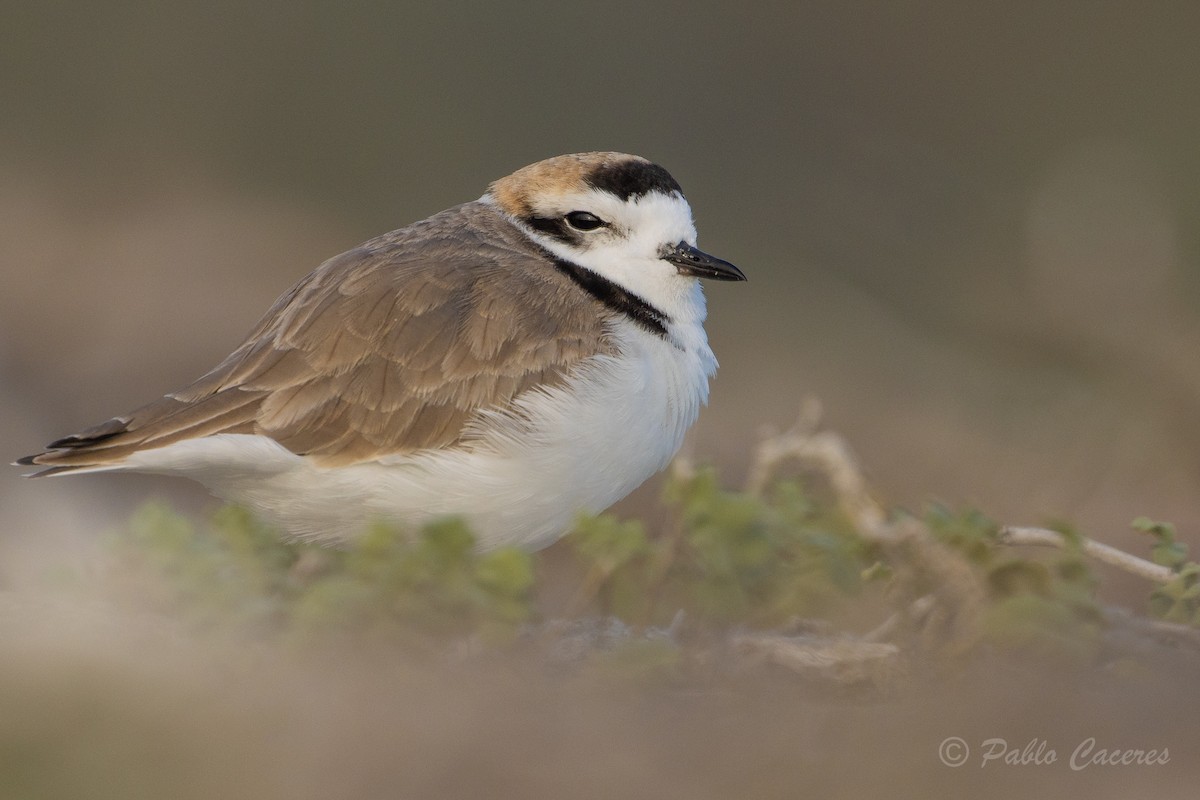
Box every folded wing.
[20,203,612,474]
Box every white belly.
[124,321,717,550]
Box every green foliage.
[569,514,655,620]
[570,467,875,627]
[1148,563,1200,625]
[1133,516,1189,569]
[925,507,1102,659]
[290,517,534,645]
[1135,517,1200,625]
[108,503,299,632]
[925,503,998,565]
[106,504,535,646]
[99,467,1197,668]
[982,545,1102,663]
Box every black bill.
[660,242,746,281]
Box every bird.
[17,152,745,550]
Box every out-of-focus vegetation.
[108,505,535,647]
[5,425,1200,799]
[81,426,1193,683]
[1135,516,1200,626]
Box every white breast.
[124,316,717,550]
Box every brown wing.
[21,202,614,473]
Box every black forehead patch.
[585,160,683,201]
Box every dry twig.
[745,398,886,535]
[997,526,1174,584]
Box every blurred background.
[3,2,1200,797]
[6,1,1200,568]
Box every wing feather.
[22,202,614,473]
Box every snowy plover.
[19,152,745,549]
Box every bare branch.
[997,526,1175,584]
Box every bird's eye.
[564,211,605,231]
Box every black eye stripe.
[525,215,574,242]
[565,211,605,231]
[523,212,608,244]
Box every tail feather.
[19,388,265,476]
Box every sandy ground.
[1,580,1197,800]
